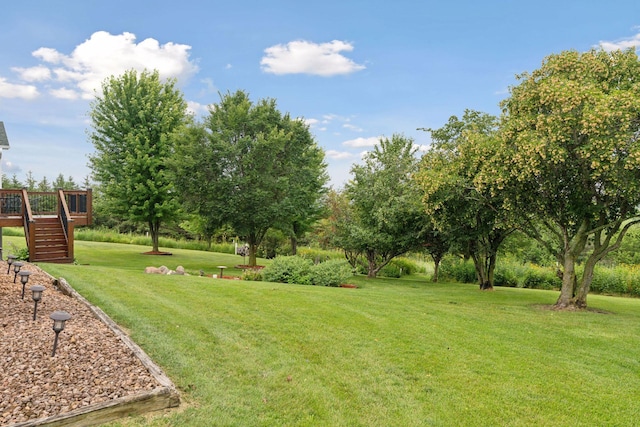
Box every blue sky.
[1,0,639,188]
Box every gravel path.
[1,261,160,425]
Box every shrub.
[493,268,519,288]
[389,257,419,275]
[297,247,343,263]
[309,259,352,287]
[590,266,628,295]
[522,266,560,290]
[262,256,313,285]
[440,258,477,284]
[241,269,264,281]
[379,263,402,278]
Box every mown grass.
[8,237,640,425]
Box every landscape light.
[12,262,24,283]
[50,311,72,356]
[19,270,32,299]
[6,255,16,274]
[30,285,45,320]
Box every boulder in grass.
[145,266,163,274]
[176,266,185,275]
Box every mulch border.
[7,276,180,427]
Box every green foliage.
[340,134,427,277]
[88,69,188,252]
[257,228,290,259]
[172,90,328,266]
[74,227,235,254]
[240,269,264,281]
[262,256,352,287]
[308,259,353,287]
[522,267,561,290]
[297,247,343,263]
[417,110,511,289]
[439,258,477,283]
[493,49,640,307]
[262,256,313,285]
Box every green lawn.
[22,238,640,426]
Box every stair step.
[24,217,74,264]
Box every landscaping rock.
[0,262,161,425]
[144,266,163,274]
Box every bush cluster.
[439,257,562,290]
[588,265,640,296]
[261,256,352,287]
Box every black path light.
[12,261,24,283]
[6,255,16,274]
[30,285,45,320]
[50,310,72,356]
[19,270,32,299]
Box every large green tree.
[342,134,426,278]
[417,110,513,290]
[489,49,640,309]
[88,69,188,253]
[172,90,327,266]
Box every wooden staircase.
[32,217,72,263]
[0,188,92,264]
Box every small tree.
[88,69,188,253]
[417,110,513,290]
[343,134,426,278]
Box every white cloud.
[342,136,380,148]
[261,40,366,76]
[0,77,39,99]
[343,123,363,132]
[12,65,51,82]
[30,31,199,99]
[598,31,640,51]
[326,150,355,160]
[186,100,209,117]
[50,87,80,100]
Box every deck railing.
[0,189,92,225]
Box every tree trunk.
[483,252,496,291]
[555,253,578,308]
[574,255,598,308]
[150,221,160,253]
[290,236,298,256]
[554,222,589,309]
[367,250,377,278]
[432,254,442,282]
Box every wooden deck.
[0,189,92,262]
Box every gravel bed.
[0,261,160,425]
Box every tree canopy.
[417,110,512,290]
[172,90,327,266]
[88,69,188,253]
[342,134,426,277]
[485,48,640,308]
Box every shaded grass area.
[25,239,640,426]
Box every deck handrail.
[21,189,36,260]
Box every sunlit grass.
[28,239,640,426]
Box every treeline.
[1,171,88,191]
[80,49,640,311]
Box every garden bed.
[0,262,179,426]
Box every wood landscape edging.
[7,277,180,427]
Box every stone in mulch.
[0,261,168,425]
